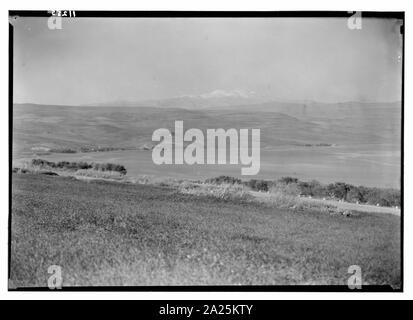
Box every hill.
[13,101,401,155]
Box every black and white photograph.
[9,11,403,290]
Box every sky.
[12,16,403,105]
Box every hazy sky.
[13,17,403,105]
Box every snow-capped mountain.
[91,89,267,109]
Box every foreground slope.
[10,173,401,287]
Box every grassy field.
[10,173,401,288]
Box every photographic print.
[9,11,403,290]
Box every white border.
[1,0,410,300]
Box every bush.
[179,182,253,202]
[278,177,299,184]
[270,182,301,196]
[298,180,327,197]
[346,186,366,203]
[327,182,351,200]
[205,176,242,185]
[93,163,127,175]
[49,148,77,153]
[75,169,125,180]
[245,179,269,192]
[31,159,55,168]
[267,191,298,208]
[363,188,400,207]
[30,159,127,175]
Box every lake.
[14,144,401,188]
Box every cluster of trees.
[31,159,127,175]
[296,180,400,207]
[32,159,93,170]
[205,175,401,207]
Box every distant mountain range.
[83,90,264,108]
[82,90,401,110]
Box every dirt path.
[251,191,401,216]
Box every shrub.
[179,182,253,202]
[363,188,400,207]
[77,161,92,170]
[30,159,126,175]
[49,148,77,153]
[39,171,59,176]
[75,169,125,180]
[278,176,299,184]
[298,180,327,197]
[346,186,366,203]
[205,176,242,185]
[267,191,299,208]
[93,163,127,175]
[245,179,269,192]
[31,159,55,168]
[327,182,351,200]
[270,182,301,196]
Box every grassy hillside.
[10,173,401,287]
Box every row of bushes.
[205,175,401,207]
[207,176,298,193]
[205,176,242,185]
[49,148,77,154]
[296,180,400,207]
[46,146,134,154]
[31,159,127,175]
[79,146,131,153]
[92,162,127,175]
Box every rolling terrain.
[10,100,402,287]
